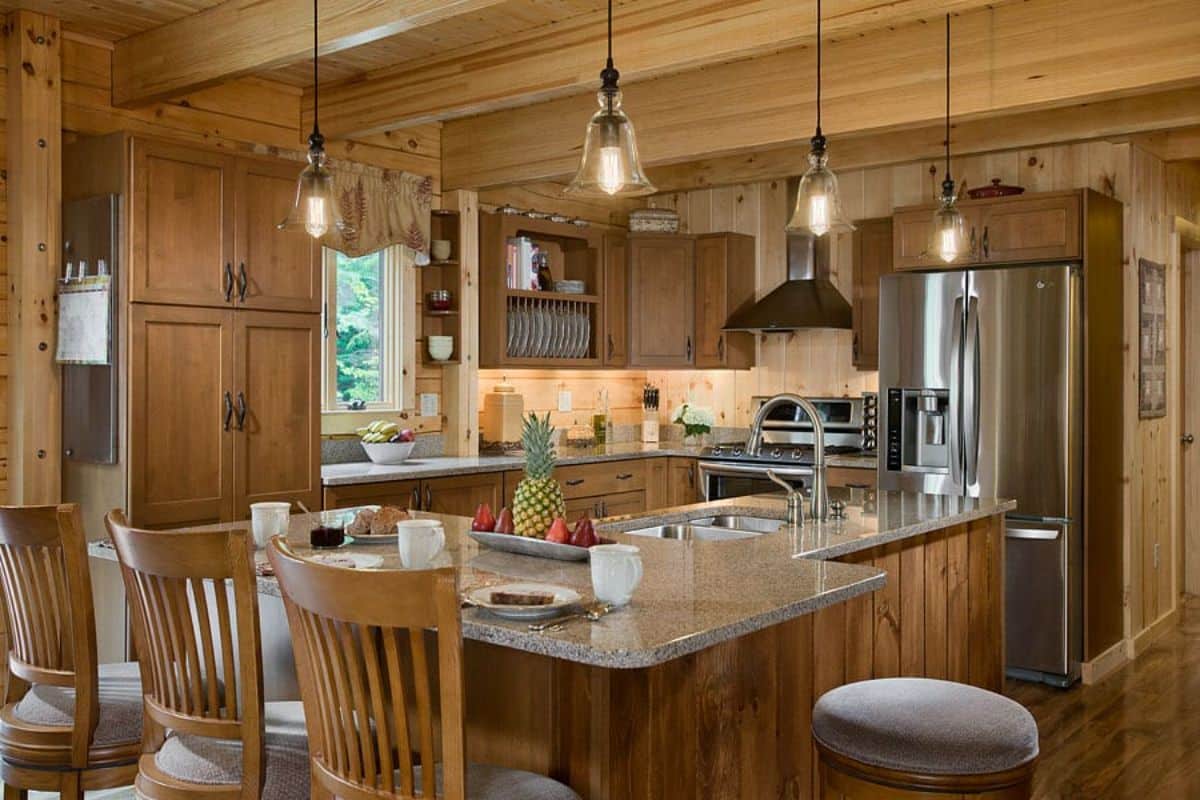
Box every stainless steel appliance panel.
[1005,520,1081,681]
[699,461,811,501]
[878,271,967,496]
[967,265,1081,519]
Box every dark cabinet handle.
[852,332,859,360]
[235,392,247,431]
[223,263,234,302]
[411,487,421,510]
[686,336,692,361]
[424,486,433,511]
[981,226,990,259]
[969,227,978,258]
[565,478,585,487]
[616,473,633,481]
[594,501,602,517]
[223,391,234,431]
[607,334,614,360]
[237,262,248,302]
[687,466,695,488]
[717,334,724,360]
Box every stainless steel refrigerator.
[877,264,1082,686]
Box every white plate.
[466,582,581,620]
[307,552,384,570]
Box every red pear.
[494,507,515,534]
[471,503,496,532]
[570,515,598,548]
[545,517,571,544]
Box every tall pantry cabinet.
[64,134,321,531]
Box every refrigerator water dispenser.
[885,388,950,472]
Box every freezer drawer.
[1005,520,1081,683]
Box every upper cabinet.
[131,138,321,312]
[893,190,1082,271]
[694,233,755,369]
[603,234,628,367]
[628,235,695,367]
[851,218,893,371]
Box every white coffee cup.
[395,519,446,569]
[250,502,291,550]
[589,544,643,607]
[431,239,452,261]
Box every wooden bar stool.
[813,678,1039,799]
[106,510,311,800]
[0,503,143,800]
[267,537,580,800]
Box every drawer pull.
[616,473,634,480]
[565,478,586,487]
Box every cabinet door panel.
[131,140,234,306]
[604,235,628,366]
[852,218,894,371]
[602,490,646,518]
[422,473,503,517]
[629,236,695,367]
[324,481,420,510]
[668,458,701,506]
[236,159,322,312]
[234,311,321,517]
[981,194,1080,263]
[130,305,235,527]
[694,236,728,367]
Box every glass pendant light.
[279,0,352,239]
[787,0,853,237]
[565,0,655,197]
[931,14,967,263]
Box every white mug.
[249,502,291,550]
[395,519,446,569]
[431,239,452,261]
[589,544,643,607]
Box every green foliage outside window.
[334,251,384,405]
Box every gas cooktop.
[700,443,865,465]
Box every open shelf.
[422,309,460,317]
[505,289,599,304]
[422,259,459,268]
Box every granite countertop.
[321,442,879,486]
[88,489,1009,670]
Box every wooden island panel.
[461,514,1005,799]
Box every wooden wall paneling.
[441,190,479,456]
[923,528,949,680]
[872,542,902,678]
[6,9,62,504]
[946,523,971,684]
[899,533,926,676]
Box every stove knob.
[790,450,802,460]
[732,447,743,456]
[711,446,724,456]
[771,448,783,459]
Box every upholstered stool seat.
[414,762,581,800]
[12,661,143,748]
[813,678,1038,798]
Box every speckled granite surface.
[88,489,1006,670]
[321,442,878,486]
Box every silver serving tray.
[467,530,608,562]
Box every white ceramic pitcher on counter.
[590,544,643,607]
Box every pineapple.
[513,412,566,538]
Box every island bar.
[89,489,1009,799]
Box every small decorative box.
[629,207,681,233]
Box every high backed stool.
[813,678,1038,799]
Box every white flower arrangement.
[672,403,715,438]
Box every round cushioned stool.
[813,678,1039,799]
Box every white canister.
[589,544,644,607]
[249,502,291,549]
[395,519,446,569]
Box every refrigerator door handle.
[1006,527,1061,541]
[964,294,981,488]
[949,295,965,487]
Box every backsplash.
[321,433,445,465]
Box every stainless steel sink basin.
[624,524,759,542]
[689,515,786,534]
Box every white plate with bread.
[465,582,581,620]
[343,505,411,544]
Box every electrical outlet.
[420,393,439,417]
[558,390,572,412]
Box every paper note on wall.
[56,276,112,365]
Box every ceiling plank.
[112,0,506,107]
[313,0,1011,139]
[647,87,1200,193]
[441,0,1200,190]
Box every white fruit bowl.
[361,440,416,465]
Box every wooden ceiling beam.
[441,0,1200,190]
[647,88,1200,193]
[112,0,506,107]
[313,0,1011,140]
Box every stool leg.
[60,771,84,800]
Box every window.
[322,246,407,411]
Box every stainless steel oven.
[699,461,812,501]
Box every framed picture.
[1138,258,1166,419]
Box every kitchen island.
[89,488,1010,800]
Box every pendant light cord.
[600,0,619,93]
[944,13,951,182]
[816,0,822,137]
[310,0,322,147]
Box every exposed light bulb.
[937,225,959,263]
[807,193,831,237]
[305,195,329,238]
[599,146,624,195]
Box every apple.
[570,515,598,548]
[471,503,496,532]
[399,428,416,443]
[495,507,515,534]
[545,517,571,544]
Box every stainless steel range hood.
[722,232,852,332]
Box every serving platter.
[468,530,610,561]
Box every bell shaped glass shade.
[931,194,969,264]
[278,149,353,239]
[786,147,854,237]
[566,89,656,197]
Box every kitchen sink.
[689,515,786,534]
[624,524,759,542]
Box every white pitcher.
[589,544,643,607]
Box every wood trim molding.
[1080,639,1128,685]
[1127,604,1181,660]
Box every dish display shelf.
[419,209,462,365]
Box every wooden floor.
[7,597,1200,799]
[1010,595,1200,799]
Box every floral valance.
[279,149,434,259]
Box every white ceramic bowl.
[361,440,416,465]
[428,336,454,361]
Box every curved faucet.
[746,394,829,522]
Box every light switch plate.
[420,393,439,417]
[558,390,572,412]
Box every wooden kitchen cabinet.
[324,480,421,510]
[851,218,893,371]
[646,459,669,510]
[628,235,695,367]
[233,311,321,517]
[130,139,235,307]
[668,457,702,506]
[603,234,628,366]
[892,204,983,272]
[694,233,755,369]
[421,473,504,517]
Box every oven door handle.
[697,461,814,501]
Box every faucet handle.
[765,469,793,494]
[766,470,805,526]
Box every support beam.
[442,0,1200,190]
[314,0,1011,139]
[6,10,62,503]
[112,0,506,108]
[646,87,1200,193]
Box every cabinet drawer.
[826,466,877,490]
[557,460,646,500]
[323,480,420,510]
